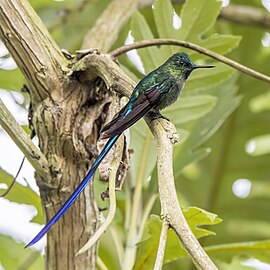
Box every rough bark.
[0,1,107,269]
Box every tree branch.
[145,118,217,270]
[0,99,48,178]
[0,0,68,103]
[110,39,270,84]
[154,220,169,270]
[220,4,270,29]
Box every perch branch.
[76,136,124,255]
[110,39,270,84]
[154,220,169,270]
[145,118,217,270]
[0,99,48,178]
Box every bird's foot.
[147,111,170,122]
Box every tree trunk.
[0,0,113,268]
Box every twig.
[154,220,169,270]
[110,39,270,84]
[145,117,218,270]
[76,136,124,255]
[0,99,48,178]
[0,156,25,197]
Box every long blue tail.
[25,134,120,248]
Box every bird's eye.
[179,60,184,65]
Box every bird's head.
[167,52,214,79]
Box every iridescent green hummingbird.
[26,52,214,247]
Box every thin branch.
[0,156,25,197]
[110,39,270,84]
[145,117,218,270]
[220,4,270,29]
[0,130,35,197]
[76,136,124,255]
[0,99,48,178]
[154,221,169,270]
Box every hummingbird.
[25,52,214,248]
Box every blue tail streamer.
[25,134,120,248]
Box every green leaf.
[173,76,241,175]
[216,256,254,270]
[206,240,270,263]
[199,35,242,57]
[0,68,25,91]
[153,0,177,38]
[134,207,221,269]
[184,206,222,238]
[0,234,44,270]
[186,63,234,91]
[130,12,161,73]
[153,0,177,56]
[164,95,217,125]
[0,169,44,224]
[177,0,221,42]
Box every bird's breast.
[155,82,184,110]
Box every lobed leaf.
[0,234,44,270]
[134,207,221,269]
[0,169,43,224]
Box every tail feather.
[25,134,120,248]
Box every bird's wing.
[100,85,161,139]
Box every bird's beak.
[193,64,215,69]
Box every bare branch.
[0,156,25,197]
[154,221,169,270]
[145,118,217,270]
[110,39,270,84]
[0,99,48,178]
[220,4,270,29]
